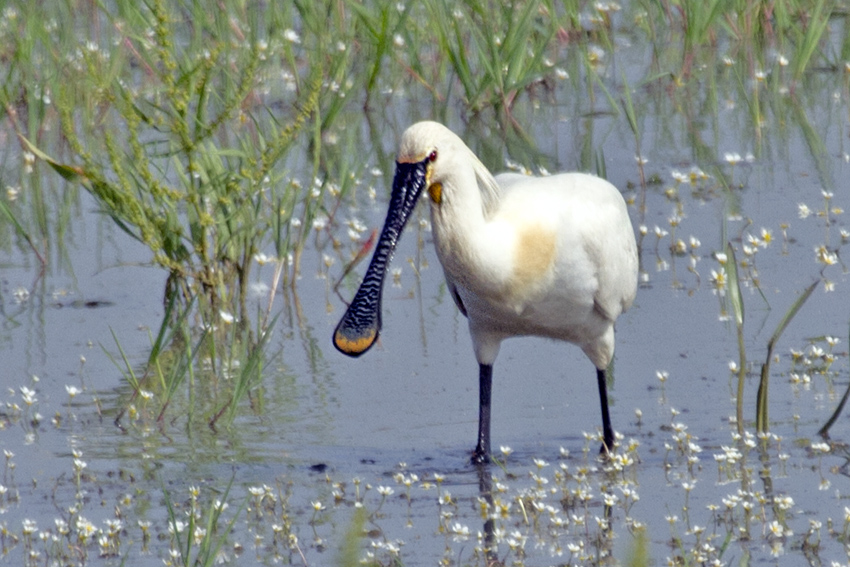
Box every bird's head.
[332,121,498,357]
[396,121,466,206]
[332,122,445,357]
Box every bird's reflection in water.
[475,465,498,564]
[474,461,616,566]
[476,464,501,565]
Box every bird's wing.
[448,280,468,318]
[587,217,639,321]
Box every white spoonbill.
[333,121,638,463]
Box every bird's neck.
[429,173,507,296]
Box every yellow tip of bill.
[333,327,377,356]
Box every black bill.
[333,157,429,357]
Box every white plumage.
[334,121,638,463]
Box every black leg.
[597,368,614,453]
[472,363,493,464]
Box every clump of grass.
[104,294,204,427]
[428,0,557,117]
[6,0,328,428]
[18,0,320,327]
[637,0,839,81]
[163,477,244,567]
[104,291,280,433]
[790,0,833,86]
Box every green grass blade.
[102,327,140,391]
[161,481,189,566]
[620,74,640,139]
[725,243,745,329]
[337,506,367,567]
[766,280,820,351]
[595,147,607,179]
[725,243,746,434]
[212,316,278,428]
[0,198,44,265]
[792,0,831,83]
[196,475,243,567]
[818,319,850,438]
[756,279,819,433]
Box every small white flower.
[775,495,794,510]
[815,245,838,266]
[22,519,37,535]
[671,170,688,183]
[254,252,274,265]
[724,152,742,165]
[20,386,37,405]
[710,268,727,295]
[766,520,784,537]
[312,216,329,231]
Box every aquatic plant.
[45,0,320,323]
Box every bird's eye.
[428,150,438,162]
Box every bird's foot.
[599,435,616,457]
[471,446,490,466]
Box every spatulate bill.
[333,157,429,357]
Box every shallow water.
[3,14,850,567]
